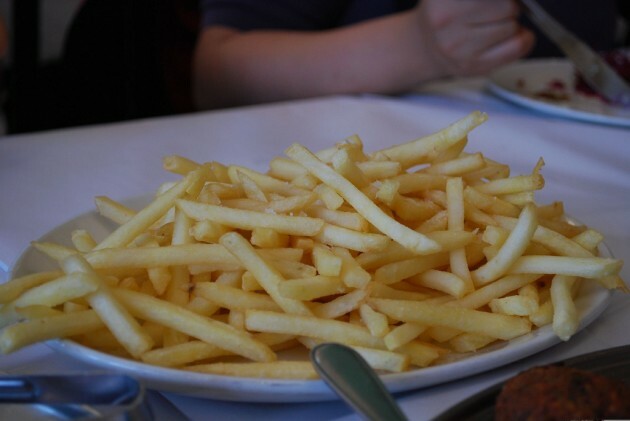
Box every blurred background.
[0,1,628,136]
[0,0,199,136]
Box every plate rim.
[8,199,614,402]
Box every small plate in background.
[487,59,630,127]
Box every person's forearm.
[193,10,440,109]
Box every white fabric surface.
[0,77,628,420]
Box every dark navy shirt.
[200,0,619,57]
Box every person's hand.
[413,0,534,78]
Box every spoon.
[311,343,408,421]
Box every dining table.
[0,74,629,420]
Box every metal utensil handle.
[311,343,408,421]
[0,378,37,402]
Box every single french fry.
[359,304,389,338]
[8,272,98,309]
[245,310,383,348]
[187,361,318,379]
[71,229,97,252]
[383,323,426,350]
[227,165,310,197]
[507,255,622,279]
[278,276,347,301]
[370,298,531,340]
[306,205,368,232]
[449,333,496,353]
[387,173,448,194]
[195,282,282,312]
[95,171,198,250]
[358,160,402,180]
[351,345,410,372]
[550,275,579,341]
[489,295,538,316]
[424,152,486,176]
[177,199,324,236]
[446,177,474,293]
[396,341,443,367]
[162,155,202,175]
[0,271,63,304]
[313,288,367,319]
[311,244,343,276]
[0,309,104,354]
[94,196,137,225]
[472,204,538,286]
[85,244,242,271]
[315,223,390,253]
[474,173,545,196]
[413,269,468,298]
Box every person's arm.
[193,0,534,109]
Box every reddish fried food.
[495,365,630,421]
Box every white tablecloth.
[0,77,628,420]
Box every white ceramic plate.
[10,200,614,403]
[487,58,630,127]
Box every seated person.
[193,0,622,110]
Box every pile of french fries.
[0,111,624,379]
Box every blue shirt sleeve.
[199,0,417,30]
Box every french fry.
[0,271,63,304]
[195,282,282,312]
[472,204,538,286]
[245,310,383,348]
[369,298,531,340]
[383,323,426,350]
[6,272,98,310]
[278,276,347,301]
[177,199,324,236]
[507,256,622,279]
[220,232,312,316]
[312,288,367,319]
[286,143,441,255]
[0,309,104,354]
[359,304,389,338]
[374,111,488,169]
[187,361,318,379]
[114,288,275,362]
[95,171,198,250]
[314,223,390,253]
[550,275,579,341]
[61,254,155,358]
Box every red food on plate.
[495,365,630,421]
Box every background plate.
[10,200,614,402]
[487,58,630,127]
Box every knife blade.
[520,0,630,106]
